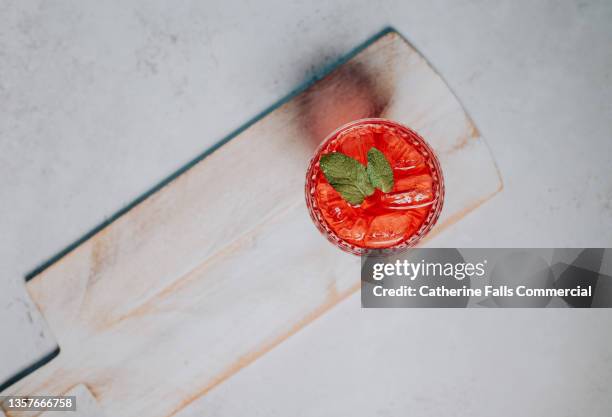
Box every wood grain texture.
[2,31,501,417]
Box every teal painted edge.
[0,347,60,393]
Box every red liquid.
[305,119,444,255]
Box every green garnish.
[366,147,394,192]
[319,152,375,205]
[319,147,394,205]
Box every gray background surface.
[1,0,611,414]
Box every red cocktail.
[305,118,444,255]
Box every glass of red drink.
[305,118,444,255]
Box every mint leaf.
[366,147,394,192]
[319,152,375,205]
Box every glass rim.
[305,118,445,256]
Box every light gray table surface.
[1,0,611,415]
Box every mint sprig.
[319,147,394,205]
[319,152,375,205]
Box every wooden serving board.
[2,30,501,417]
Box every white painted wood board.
[2,30,501,417]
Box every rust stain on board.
[89,233,117,288]
[440,120,481,155]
